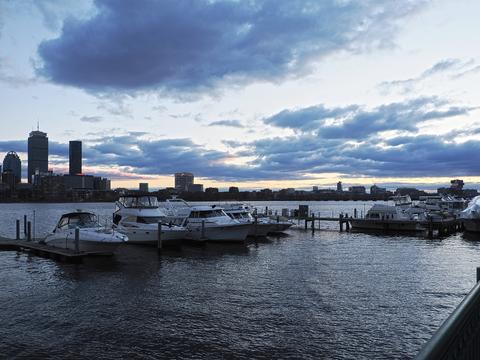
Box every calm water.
[0,201,479,359]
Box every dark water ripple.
[1,202,480,359]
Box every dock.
[0,237,113,263]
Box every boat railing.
[416,268,480,359]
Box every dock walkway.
[0,237,113,263]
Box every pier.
[0,237,113,263]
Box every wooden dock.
[0,237,114,263]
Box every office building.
[188,184,204,192]
[3,151,21,183]
[69,140,82,175]
[337,181,343,192]
[28,130,48,183]
[139,183,149,192]
[175,172,194,192]
[348,186,366,194]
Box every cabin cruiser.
[350,204,427,231]
[180,205,250,242]
[221,203,274,236]
[41,211,127,253]
[161,197,192,221]
[460,196,480,232]
[417,195,467,218]
[113,195,187,244]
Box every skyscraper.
[28,130,48,183]
[2,151,21,183]
[69,140,82,175]
[174,172,194,192]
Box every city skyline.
[1,1,480,190]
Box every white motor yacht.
[113,195,187,244]
[460,196,480,232]
[222,203,274,237]
[350,204,426,231]
[181,205,250,242]
[41,211,127,253]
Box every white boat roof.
[189,205,225,212]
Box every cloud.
[208,119,244,128]
[80,115,103,123]
[37,0,428,95]
[379,58,477,93]
[264,97,472,139]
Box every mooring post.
[157,222,162,252]
[75,227,80,253]
[265,206,268,215]
[16,219,20,240]
[317,212,320,230]
[304,218,308,230]
[477,267,480,283]
[254,216,258,238]
[23,214,27,237]
[346,215,350,231]
[201,220,206,239]
[27,221,31,241]
[277,215,280,223]
[339,214,344,232]
[354,208,357,218]
[311,214,315,233]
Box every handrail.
[416,270,480,359]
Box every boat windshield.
[58,213,97,229]
[189,209,227,218]
[120,196,159,208]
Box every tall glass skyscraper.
[2,151,22,183]
[69,140,82,175]
[28,130,48,183]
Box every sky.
[1,0,480,191]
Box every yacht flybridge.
[113,195,186,244]
[41,211,127,253]
[221,203,274,236]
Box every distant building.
[139,183,149,192]
[348,186,366,194]
[337,181,343,192]
[3,151,21,183]
[69,140,82,175]
[313,186,318,192]
[370,184,387,194]
[28,130,48,183]
[228,186,239,193]
[205,187,219,194]
[1,170,16,190]
[188,183,203,192]
[174,172,194,192]
[450,179,464,190]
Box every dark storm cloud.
[264,97,472,139]
[37,0,428,94]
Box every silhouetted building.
[139,183,149,192]
[3,151,21,183]
[229,186,239,193]
[1,170,16,190]
[205,187,219,194]
[337,181,343,192]
[348,186,366,194]
[28,130,48,183]
[175,172,194,192]
[313,186,318,192]
[69,140,82,175]
[188,184,203,192]
[370,184,387,194]
[450,179,464,190]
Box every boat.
[350,203,426,232]
[41,211,127,253]
[460,196,480,232]
[221,203,274,237]
[180,205,250,242]
[113,194,187,245]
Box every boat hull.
[115,227,186,245]
[43,236,123,253]
[350,219,425,232]
[247,223,272,237]
[463,219,480,233]
[186,223,250,242]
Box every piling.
[277,215,280,223]
[254,216,258,238]
[345,215,350,231]
[311,214,315,233]
[75,227,80,253]
[16,219,20,240]
[304,218,308,230]
[157,222,162,252]
[354,208,357,218]
[23,215,27,237]
[265,206,268,215]
[339,214,344,232]
[201,220,206,239]
[27,221,31,241]
[477,267,480,283]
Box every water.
[0,201,479,359]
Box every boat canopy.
[57,212,97,229]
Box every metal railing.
[416,268,480,359]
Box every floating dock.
[0,237,113,263]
